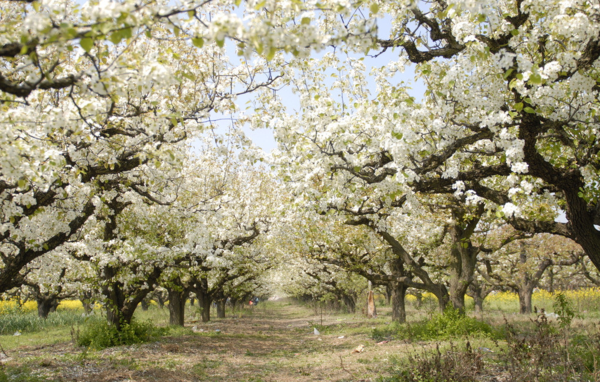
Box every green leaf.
[503,68,513,79]
[122,27,132,39]
[528,73,543,85]
[254,0,266,10]
[370,3,380,14]
[235,0,242,5]
[510,29,519,36]
[514,102,523,111]
[266,47,276,61]
[18,179,26,189]
[32,1,41,11]
[192,37,204,48]
[80,37,93,52]
[216,38,225,48]
[301,17,311,25]
[109,31,122,45]
[524,107,536,113]
[477,14,486,22]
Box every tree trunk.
[155,291,166,309]
[101,265,158,331]
[414,292,423,308]
[80,291,94,314]
[385,285,392,306]
[216,300,226,318]
[473,294,484,313]
[48,300,58,313]
[391,281,407,323]
[518,286,534,314]
[193,277,212,322]
[342,294,356,313]
[547,268,554,293]
[447,213,480,314]
[424,283,450,312]
[36,297,58,319]
[468,280,492,314]
[200,296,211,322]
[167,288,188,326]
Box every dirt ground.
[1,301,425,382]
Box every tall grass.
[0,305,101,335]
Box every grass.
[0,309,102,336]
[0,293,598,380]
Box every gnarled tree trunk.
[390,281,407,323]
[36,296,59,319]
[167,287,189,326]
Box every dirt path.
[5,302,407,381]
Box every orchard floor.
[0,300,443,382]
[0,299,578,382]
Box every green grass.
[0,325,76,350]
[0,366,50,382]
[0,309,102,335]
[372,307,499,342]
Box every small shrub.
[553,292,576,329]
[373,307,497,342]
[380,342,483,382]
[76,319,168,349]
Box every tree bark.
[36,296,59,319]
[216,300,226,318]
[518,286,534,314]
[447,207,482,314]
[80,291,94,314]
[101,264,160,330]
[468,280,492,314]
[385,285,392,306]
[342,294,356,313]
[200,296,211,322]
[391,281,407,323]
[193,277,212,322]
[167,288,188,326]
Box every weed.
[381,342,482,382]
[553,292,576,329]
[76,319,168,349]
[373,307,497,342]
[0,366,49,382]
